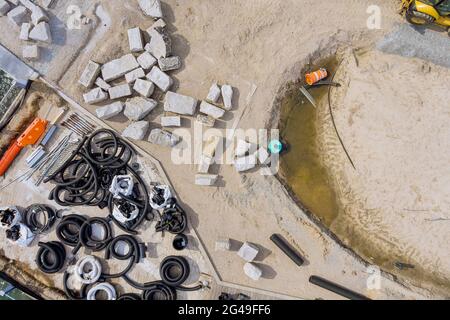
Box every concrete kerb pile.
[1,0,55,61]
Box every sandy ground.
[318,48,450,295]
[0,0,447,299]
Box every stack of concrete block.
[124,96,157,121]
[196,82,234,128]
[122,121,149,141]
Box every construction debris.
[138,0,163,19]
[158,56,182,72]
[124,96,157,121]
[164,91,197,115]
[147,66,173,92]
[221,84,233,110]
[79,60,101,88]
[199,101,225,119]
[243,262,262,281]
[196,114,215,127]
[95,101,124,120]
[237,242,260,262]
[83,87,108,104]
[257,147,271,165]
[108,83,132,100]
[148,128,180,147]
[122,121,149,140]
[146,27,171,59]
[128,27,144,53]
[195,174,218,186]
[101,54,140,82]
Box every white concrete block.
[101,54,140,82]
[147,66,172,92]
[146,27,171,59]
[125,68,145,84]
[221,84,233,110]
[83,88,108,104]
[7,6,27,26]
[138,0,163,18]
[164,91,197,115]
[237,242,259,262]
[257,147,270,165]
[29,22,52,43]
[133,79,155,98]
[30,4,48,25]
[161,116,181,127]
[19,22,32,40]
[158,56,181,72]
[235,140,251,158]
[206,83,221,103]
[243,263,262,281]
[79,60,101,88]
[195,174,218,186]
[108,83,132,100]
[122,121,149,141]
[95,77,111,91]
[196,114,215,127]
[146,18,166,33]
[137,51,157,70]
[148,129,180,147]
[198,155,212,174]
[95,101,124,120]
[203,135,221,158]
[215,238,231,251]
[128,27,144,53]
[124,96,157,121]
[234,154,257,172]
[22,44,39,60]
[199,101,225,119]
[0,0,11,16]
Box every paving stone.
[195,174,218,186]
[147,66,173,92]
[95,101,124,120]
[19,22,32,40]
[196,114,215,127]
[137,0,163,19]
[146,27,171,59]
[29,21,52,43]
[0,0,11,16]
[161,116,181,127]
[215,238,231,251]
[148,128,180,147]
[199,101,225,119]
[83,88,108,104]
[164,91,197,115]
[206,82,221,103]
[122,121,149,141]
[125,68,145,84]
[108,83,132,100]
[124,96,157,121]
[128,27,144,53]
[7,6,27,26]
[101,54,140,82]
[238,242,259,262]
[95,77,111,91]
[133,78,155,98]
[22,44,39,60]
[221,84,233,110]
[79,60,101,88]
[158,56,181,72]
[243,263,262,281]
[234,153,257,172]
[137,51,157,70]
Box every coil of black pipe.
[24,204,58,234]
[79,217,113,252]
[36,241,66,274]
[56,214,87,253]
[102,234,143,279]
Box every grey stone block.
[7,6,27,26]
[95,101,124,120]
[19,22,32,40]
[122,121,149,141]
[221,84,233,110]
[161,116,181,127]
[158,56,181,72]
[95,77,111,91]
[128,27,144,53]
[237,242,259,262]
[79,60,101,88]
[108,83,132,100]
[215,238,231,251]
[138,0,163,19]
[137,51,157,70]
[195,174,218,186]
[101,54,140,82]
[243,263,262,281]
[234,153,257,172]
[164,91,197,115]
[146,27,171,59]
[196,114,215,127]
[83,88,108,104]
[125,68,145,83]
[29,22,52,43]
[124,96,157,121]
[147,66,172,92]
[146,18,166,33]
[133,79,155,97]
[22,45,39,60]
[206,83,221,103]
[199,101,225,119]
[0,0,11,16]
[148,128,180,147]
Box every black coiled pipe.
[36,241,66,274]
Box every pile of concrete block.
[233,139,271,173]
[194,82,233,127]
[3,0,53,61]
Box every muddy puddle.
[278,57,341,227]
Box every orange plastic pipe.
[305,68,328,85]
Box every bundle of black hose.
[118,293,141,300]
[24,204,58,234]
[155,207,187,235]
[159,256,190,287]
[102,234,142,279]
[309,276,370,300]
[270,234,304,266]
[36,241,66,274]
[56,214,87,252]
[141,281,177,300]
[79,217,113,252]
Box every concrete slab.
[79,60,101,88]
[83,87,108,104]
[146,66,172,92]
[161,116,181,127]
[95,101,123,120]
[29,21,52,43]
[124,96,157,121]
[122,121,149,140]
[199,101,225,119]
[101,54,139,82]
[195,174,218,186]
[128,27,144,53]
[125,67,145,84]
[164,91,197,115]
[133,78,155,98]
[108,83,132,100]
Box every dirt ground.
[0,0,448,299]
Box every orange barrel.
[305,68,328,85]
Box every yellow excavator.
[401,0,450,30]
